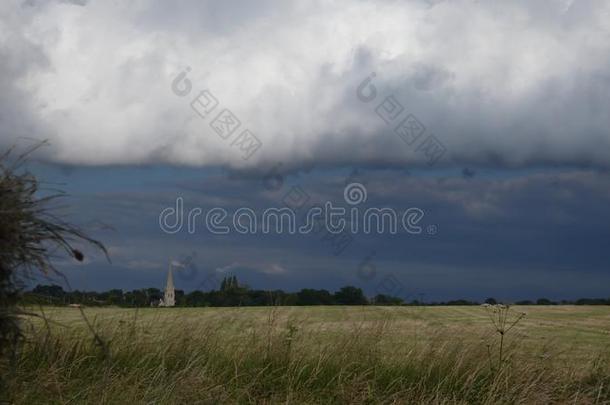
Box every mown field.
[5,305,610,404]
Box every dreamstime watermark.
[160,183,436,236]
[260,163,357,255]
[168,168,429,308]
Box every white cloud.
[262,263,287,275]
[215,261,287,275]
[215,262,240,273]
[1,0,610,169]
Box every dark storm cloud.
[34,162,610,300]
[0,0,609,169]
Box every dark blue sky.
[28,161,610,302]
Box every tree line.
[25,279,375,307]
[22,277,610,307]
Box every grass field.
[5,305,610,404]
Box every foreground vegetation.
[5,305,610,404]
[0,145,105,388]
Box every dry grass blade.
[0,143,108,385]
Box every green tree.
[106,289,124,306]
[296,289,334,305]
[185,290,208,306]
[536,298,555,305]
[374,294,403,305]
[335,286,368,305]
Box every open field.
[5,305,610,404]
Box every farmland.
[6,305,610,404]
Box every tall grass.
[6,307,610,404]
[0,143,106,397]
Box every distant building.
[158,264,175,307]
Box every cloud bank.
[1,0,610,169]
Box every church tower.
[161,264,175,307]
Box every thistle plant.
[482,303,526,371]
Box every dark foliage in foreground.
[0,145,106,383]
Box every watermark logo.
[344,182,367,205]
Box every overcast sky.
[2,0,610,301]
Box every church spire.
[160,262,176,307]
[166,265,174,290]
